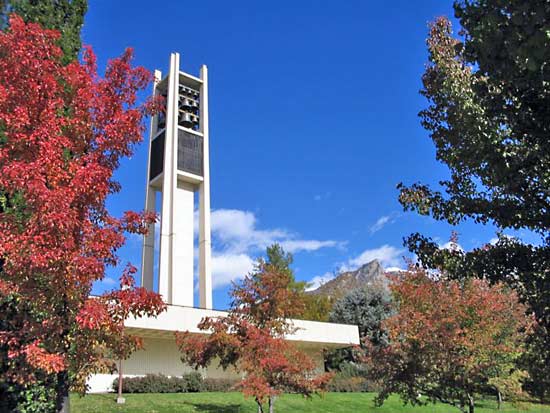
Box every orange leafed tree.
[368,268,531,413]
[176,259,332,413]
[0,15,165,412]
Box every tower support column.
[141,69,162,292]
[158,53,179,304]
[142,53,213,309]
[199,64,212,309]
[141,187,156,291]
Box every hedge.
[112,373,240,394]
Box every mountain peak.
[308,259,389,300]
[354,259,384,281]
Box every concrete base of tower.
[86,304,359,393]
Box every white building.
[88,54,359,393]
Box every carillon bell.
[178,111,199,128]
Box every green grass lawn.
[71,392,550,413]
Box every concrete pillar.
[141,69,162,291]
[141,187,156,291]
[158,53,179,304]
[199,64,212,309]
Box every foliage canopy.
[0,15,165,412]
[176,254,332,413]
[398,1,550,400]
[0,0,87,64]
[369,269,530,413]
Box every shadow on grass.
[184,402,243,413]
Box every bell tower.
[141,53,212,309]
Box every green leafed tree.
[300,294,333,322]
[398,1,550,401]
[0,0,87,64]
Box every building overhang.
[125,303,360,349]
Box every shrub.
[112,373,205,393]
[112,374,179,393]
[0,375,57,413]
[202,378,239,392]
[327,374,368,392]
[326,362,371,393]
[182,372,203,392]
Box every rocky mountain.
[307,259,394,301]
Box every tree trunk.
[56,370,70,413]
[497,390,502,410]
[269,395,276,413]
[467,393,475,413]
[256,398,264,413]
[56,293,71,413]
[118,359,124,401]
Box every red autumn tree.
[367,268,531,413]
[0,15,165,412]
[176,258,332,413]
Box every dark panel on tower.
[149,131,165,180]
[177,129,203,176]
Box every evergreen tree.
[330,287,393,347]
[264,243,307,292]
[263,244,333,322]
[326,286,393,373]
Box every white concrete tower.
[141,53,212,309]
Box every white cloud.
[369,215,391,234]
[148,208,342,291]
[369,213,399,234]
[306,272,335,291]
[345,244,405,270]
[208,209,341,255]
[441,241,463,252]
[385,266,407,273]
[489,234,515,245]
[313,192,331,202]
[101,277,117,287]
[206,209,342,289]
[209,209,288,254]
[280,239,343,253]
[211,253,254,289]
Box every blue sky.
[84,1,535,309]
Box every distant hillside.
[307,259,396,301]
